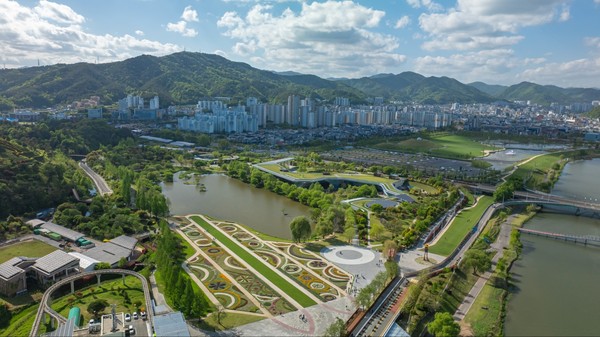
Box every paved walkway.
[454,217,513,320]
[149,271,171,315]
[233,296,355,337]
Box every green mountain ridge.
[1,51,599,109]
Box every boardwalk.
[517,227,600,247]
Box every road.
[79,161,113,196]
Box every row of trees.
[155,221,210,318]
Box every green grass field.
[197,312,265,331]
[0,304,41,337]
[51,276,146,323]
[371,134,498,159]
[190,216,316,307]
[0,240,57,263]
[258,163,395,184]
[429,196,494,256]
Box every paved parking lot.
[323,148,484,177]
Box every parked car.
[128,325,135,335]
[124,313,131,322]
[132,312,138,320]
[140,311,147,320]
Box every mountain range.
[0,51,599,110]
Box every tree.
[118,257,127,268]
[87,299,109,318]
[370,203,384,213]
[383,240,398,261]
[315,219,333,239]
[289,216,312,243]
[427,312,460,337]
[323,317,347,337]
[0,304,11,328]
[369,221,385,241]
[461,249,492,275]
[493,182,514,202]
[95,262,111,270]
[384,260,399,280]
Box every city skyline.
[2,0,600,88]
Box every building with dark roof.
[32,250,80,285]
[82,240,134,267]
[0,257,28,297]
[109,235,138,252]
[39,222,85,242]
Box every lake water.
[504,159,600,336]
[161,173,310,239]
[483,149,546,170]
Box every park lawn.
[198,312,265,331]
[429,196,494,256]
[409,181,439,194]
[0,240,57,263]
[51,276,146,323]
[191,216,316,307]
[259,162,396,184]
[234,223,293,243]
[429,134,498,159]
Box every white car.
[140,311,147,320]
[124,313,131,322]
[133,312,138,320]
[128,325,135,335]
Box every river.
[504,159,600,336]
[161,173,310,240]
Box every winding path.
[79,161,113,196]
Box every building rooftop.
[0,257,25,280]
[33,250,78,274]
[26,219,45,228]
[109,235,138,251]
[68,252,99,270]
[82,242,131,266]
[48,316,76,337]
[40,222,85,242]
[153,312,190,337]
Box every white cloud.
[166,21,198,37]
[558,4,570,22]
[0,0,180,67]
[584,37,600,49]
[217,1,406,77]
[33,0,84,25]
[406,0,443,11]
[518,58,600,87]
[418,0,569,51]
[395,16,411,29]
[167,6,199,37]
[181,5,199,22]
[214,49,228,58]
[414,49,518,83]
[135,30,144,36]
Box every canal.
[161,172,310,240]
[504,159,600,336]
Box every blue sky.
[2,0,600,87]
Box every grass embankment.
[258,162,395,184]
[0,240,57,263]
[429,196,494,256]
[0,303,41,337]
[51,276,145,323]
[508,149,600,192]
[179,232,197,259]
[190,216,317,307]
[463,209,535,336]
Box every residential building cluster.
[69,95,100,110]
[114,94,162,121]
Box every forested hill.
[0,119,132,218]
[0,52,366,109]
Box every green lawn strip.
[429,196,494,256]
[0,303,39,337]
[459,187,475,206]
[0,240,57,263]
[191,216,316,307]
[51,276,145,323]
[196,312,265,331]
[429,134,498,159]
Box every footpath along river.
[504,159,600,336]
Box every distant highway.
[79,161,113,196]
